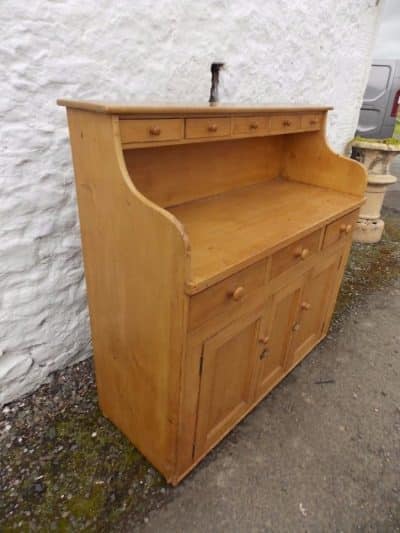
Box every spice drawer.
[270,114,301,133]
[323,210,358,249]
[232,116,269,136]
[270,229,322,279]
[188,259,267,331]
[185,117,231,139]
[301,113,322,130]
[119,118,183,144]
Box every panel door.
[194,308,262,458]
[288,250,344,368]
[255,275,304,399]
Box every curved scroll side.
[283,113,367,197]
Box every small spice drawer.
[232,116,269,136]
[270,229,322,279]
[188,259,267,331]
[270,114,301,133]
[323,210,358,249]
[301,113,322,131]
[119,118,184,144]
[185,117,231,139]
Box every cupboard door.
[255,276,304,398]
[194,309,262,458]
[288,251,344,367]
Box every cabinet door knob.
[149,126,161,136]
[259,348,269,360]
[250,122,259,130]
[283,119,291,126]
[208,124,218,132]
[340,223,352,234]
[292,322,301,332]
[294,247,309,260]
[310,119,317,125]
[231,286,245,301]
[301,301,311,310]
[259,336,270,344]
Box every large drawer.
[119,118,183,144]
[188,259,267,331]
[185,117,231,139]
[323,210,358,249]
[270,229,322,279]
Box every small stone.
[91,432,97,438]
[33,481,46,495]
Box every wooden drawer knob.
[230,286,245,301]
[149,126,161,136]
[283,120,291,126]
[340,223,353,234]
[250,122,259,130]
[309,119,317,125]
[301,301,311,310]
[292,322,301,332]
[294,247,310,260]
[208,124,218,132]
[259,348,269,360]
[259,336,270,344]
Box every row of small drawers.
[119,113,322,145]
[188,210,358,331]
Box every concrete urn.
[351,139,399,243]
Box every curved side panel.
[283,113,367,197]
[66,109,190,479]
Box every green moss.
[353,135,400,146]
[333,209,400,326]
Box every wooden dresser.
[58,101,367,484]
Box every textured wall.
[0,0,381,404]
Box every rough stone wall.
[0,0,381,404]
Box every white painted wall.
[0,0,381,405]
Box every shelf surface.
[168,179,363,292]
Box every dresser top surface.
[57,99,332,115]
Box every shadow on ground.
[0,207,399,531]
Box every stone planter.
[351,139,399,243]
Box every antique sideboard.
[58,100,367,484]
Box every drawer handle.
[208,124,218,132]
[301,301,311,311]
[340,223,353,234]
[292,322,301,332]
[149,126,161,136]
[230,286,245,301]
[259,348,270,360]
[294,247,310,260]
[259,336,270,345]
[309,119,317,125]
[249,122,259,130]
[283,119,291,126]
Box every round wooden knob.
[310,120,317,125]
[259,336,270,344]
[149,126,161,136]
[292,322,301,332]
[301,302,311,310]
[340,223,352,234]
[250,122,259,130]
[259,348,269,360]
[231,286,245,301]
[294,247,309,260]
[208,124,218,132]
[283,120,291,126]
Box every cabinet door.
[255,275,304,399]
[194,309,262,458]
[288,250,344,367]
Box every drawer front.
[232,116,269,136]
[185,117,231,139]
[301,113,322,131]
[323,210,359,249]
[270,229,322,279]
[119,118,183,144]
[189,260,267,331]
[270,114,301,133]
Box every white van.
[357,60,400,139]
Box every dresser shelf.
[59,100,367,485]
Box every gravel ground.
[0,207,399,531]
